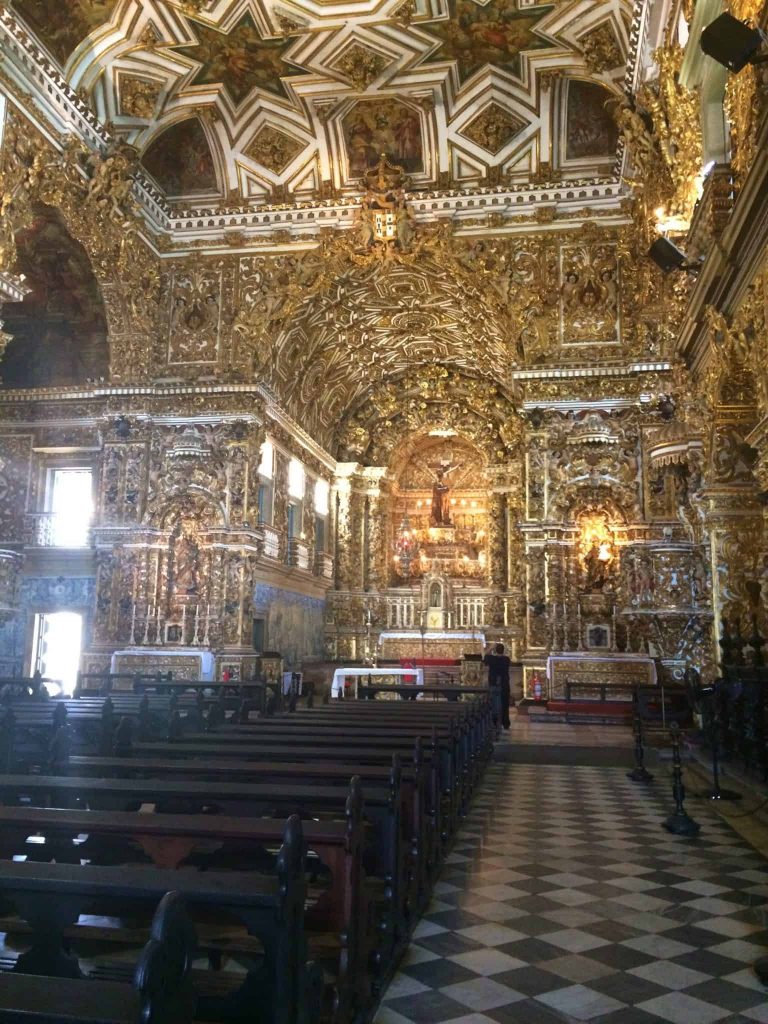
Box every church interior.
[0,0,767,1021]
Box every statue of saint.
[583,535,612,591]
[173,532,200,596]
[430,463,457,527]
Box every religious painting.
[142,119,218,197]
[423,0,555,84]
[175,12,299,105]
[342,100,423,176]
[12,0,119,66]
[565,80,619,160]
[586,624,610,649]
[0,207,108,387]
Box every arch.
[0,205,109,388]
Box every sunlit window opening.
[258,439,274,479]
[288,458,305,500]
[31,611,83,696]
[314,478,330,516]
[48,469,93,547]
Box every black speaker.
[701,12,764,72]
[648,237,687,273]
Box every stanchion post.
[627,687,653,783]
[698,684,742,801]
[663,722,701,836]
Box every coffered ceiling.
[6,0,636,209]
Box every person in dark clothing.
[483,642,512,730]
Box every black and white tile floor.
[376,763,768,1024]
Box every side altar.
[542,652,657,700]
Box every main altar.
[378,630,485,661]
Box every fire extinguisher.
[532,672,543,702]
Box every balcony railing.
[288,537,310,570]
[315,551,334,580]
[26,513,91,548]
[256,523,281,560]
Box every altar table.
[110,647,215,683]
[331,666,425,699]
[544,652,657,700]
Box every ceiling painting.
[564,80,618,160]
[142,118,219,196]
[173,12,299,104]
[11,0,119,66]
[342,99,423,176]
[1,0,637,212]
[422,0,557,85]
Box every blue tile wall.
[253,583,325,668]
[0,576,95,676]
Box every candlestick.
[156,605,162,645]
[192,604,200,646]
[142,604,152,646]
[203,603,211,646]
[181,604,187,644]
[129,601,137,645]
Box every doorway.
[31,611,83,695]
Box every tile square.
[684,979,768,1013]
[384,991,471,1024]
[629,960,710,991]
[455,924,526,947]
[537,929,610,954]
[401,959,478,989]
[491,965,574,997]
[636,991,731,1024]
[446,949,527,977]
[587,970,670,1005]
[621,935,695,959]
[440,977,527,1012]
[538,953,615,983]
[535,983,626,1021]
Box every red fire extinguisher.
[532,672,543,702]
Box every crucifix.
[430,459,459,527]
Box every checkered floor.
[376,763,768,1024]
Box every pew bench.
[0,890,195,1024]
[0,816,323,1024]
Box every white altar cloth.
[332,666,425,699]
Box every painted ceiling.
[8,0,633,204]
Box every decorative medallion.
[460,102,525,154]
[331,43,390,91]
[579,23,624,74]
[245,125,306,173]
[174,12,299,104]
[119,75,163,119]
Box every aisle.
[376,763,768,1024]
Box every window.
[314,479,329,554]
[288,459,304,500]
[257,481,273,525]
[46,468,93,547]
[288,501,301,540]
[31,611,83,696]
[258,440,274,479]
[314,479,329,516]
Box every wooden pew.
[0,815,323,1024]
[0,890,196,1024]
[0,766,407,965]
[0,784,370,1024]
[65,745,439,898]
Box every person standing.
[483,642,512,730]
